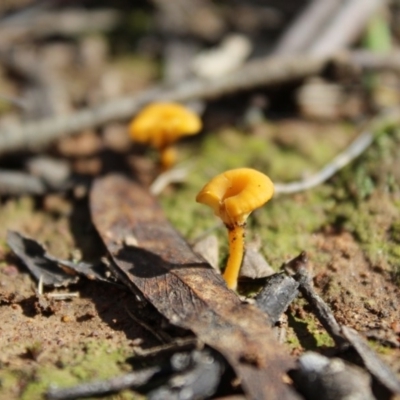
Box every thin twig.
[0,55,326,155]
[2,50,400,157]
[341,326,400,394]
[274,0,341,55]
[150,162,193,195]
[274,107,400,194]
[3,50,400,156]
[133,337,199,358]
[0,170,47,195]
[274,129,373,194]
[124,303,172,344]
[38,275,44,296]
[0,9,120,44]
[46,366,160,400]
[0,169,74,196]
[345,49,400,72]
[276,0,386,58]
[285,252,347,347]
[0,93,28,109]
[308,0,385,57]
[116,104,398,198]
[0,0,53,28]
[46,292,79,300]
[287,253,400,395]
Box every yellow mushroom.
[196,168,274,290]
[129,102,202,170]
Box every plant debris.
[285,252,400,397]
[341,326,400,395]
[7,230,115,287]
[285,251,346,347]
[254,272,299,325]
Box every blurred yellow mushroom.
[196,168,274,290]
[129,102,202,170]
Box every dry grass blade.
[90,174,300,400]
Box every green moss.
[0,197,74,259]
[164,129,335,232]
[367,339,392,355]
[254,188,334,266]
[285,330,301,351]
[288,307,335,351]
[329,129,400,275]
[160,123,400,283]
[0,370,21,400]
[161,126,353,268]
[14,341,133,400]
[389,221,400,243]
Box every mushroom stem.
[160,145,177,171]
[223,225,245,290]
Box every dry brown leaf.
[90,174,299,400]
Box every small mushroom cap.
[196,168,274,227]
[129,102,202,149]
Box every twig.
[274,107,400,194]
[0,8,120,44]
[1,50,399,157]
[342,326,400,394]
[276,0,385,58]
[38,274,44,296]
[308,0,385,57]
[46,366,160,400]
[124,303,172,344]
[274,128,373,194]
[287,253,400,396]
[345,49,400,72]
[133,337,199,358]
[0,0,52,28]
[189,221,223,246]
[274,0,341,55]
[0,93,28,109]
[0,169,74,196]
[46,292,79,300]
[285,252,346,347]
[0,55,326,155]
[150,162,193,195]
[255,273,299,325]
[0,170,47,195]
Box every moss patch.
[161,121,400,280]
[0,341,134,400]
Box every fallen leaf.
[240,247,275,279]
[192,234,219,271]
[90,174,299,400]
[7,230,114,287]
